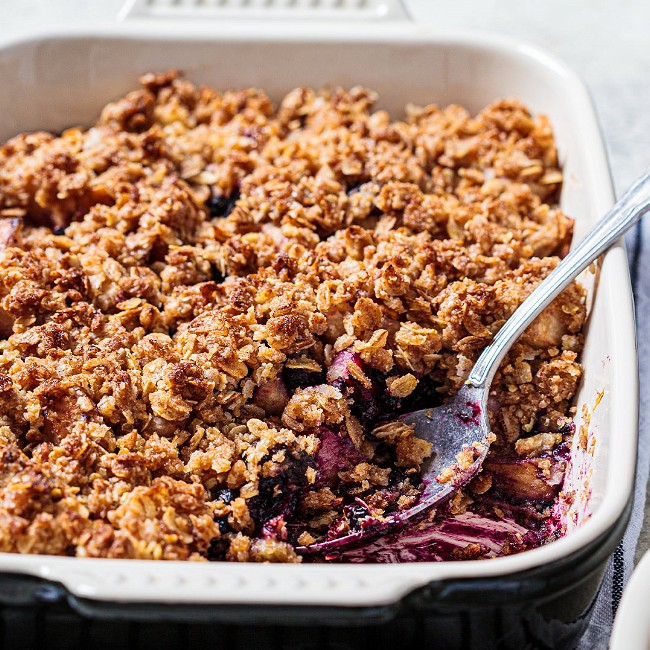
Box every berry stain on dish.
[0,70,584,563]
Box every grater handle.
[119,0,411,22]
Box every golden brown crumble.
[0,71,585,562]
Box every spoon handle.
[467,168,650,389]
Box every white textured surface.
[120,0,408,20]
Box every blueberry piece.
[207,195,230,217]
[211,266,225,284]
[557,421,575,435]
[326,351,381,426]
[216,518,232,535]
[206,189,239,219]
[53,226,66,236]
[206,537,230,561]
[247,475,299,530]
[552,442,571,462]
[347,505,370,532]
[283,450,315,488]
[400,374,442,413]
[283,366,324,391]
[375,392,401,414]
[214,488,235,504]
[353,398,381,428]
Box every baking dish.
[0,1,638,647]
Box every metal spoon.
[298,169,650,555]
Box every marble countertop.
[0,0,648,558]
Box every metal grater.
[120,0,408,20]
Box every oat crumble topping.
[0,71,585,562]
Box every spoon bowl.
[297,384,492,554]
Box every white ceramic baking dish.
[0,0,637,621]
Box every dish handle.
[119,0,411,22]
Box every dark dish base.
[0,497,630,650]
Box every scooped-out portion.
[0,71,585,562]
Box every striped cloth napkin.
[579,223,649,649]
